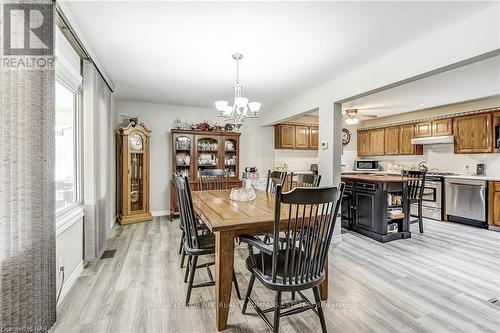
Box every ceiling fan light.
[235,97,249,108]
[248,102,261,113]
[345,117,359,125]
[215,100,228,111]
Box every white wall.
[341,123,359,171]
[114,99,273,214]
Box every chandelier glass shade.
[215,53,261,129]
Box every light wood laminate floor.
[52,218,500,333]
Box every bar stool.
[402,170,426,233]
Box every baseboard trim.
[331,234,343,244]
[151,210,169,217]
[57,260,84,308]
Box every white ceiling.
[342,55,500,119]
[65,1,494,111]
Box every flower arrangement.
[174,119,234,132]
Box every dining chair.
[289,173,321,189]
[173,172,207,269]
[266,170,287,194]
[240,183,345,333]
[174,175,241,305]
[199,168,229,190]
[402,170,426,233]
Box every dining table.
[191,188,330,331]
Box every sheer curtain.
[82,60,112,262]
[0,6,56,333]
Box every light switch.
[321,141,328,149]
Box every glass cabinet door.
[224,138,238,178]
[174,135,192,178]
[196,136,220,178]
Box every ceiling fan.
[343,108,378,125]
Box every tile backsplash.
[275,149,318,172]
[354,143,500,176]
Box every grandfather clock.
[118,119,152,224]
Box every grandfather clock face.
[130,133,143,151]
[129,132,144,211]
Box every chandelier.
[215,53,261,129]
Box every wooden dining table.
[191,188,330,331]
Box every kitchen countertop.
[342,170,401,175]
[443,175,500,181]
[341,173,413,183]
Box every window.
[55,80,80,213]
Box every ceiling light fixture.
[214,53,261,129]
[344,109,360,125]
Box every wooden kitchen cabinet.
[369,128,385,156]
[399,124,423,155]
[275,124,295,149]
[432,118,453,136]
[488,181,500,227]
[309,126,319,149]
[274,123,318,150]
[295,125,309,149]
[415,122,433,138]
[357,130,371,157]
[453,113,492,153]
[384,127,400,155]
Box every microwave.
[355,160,380,171]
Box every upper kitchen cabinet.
[357,130,371,157]
[309,126,319,149]
[432,118,453,136]
[384,127,400,155]
[416,118,453,138]
[275,124,295,149]
[453,113,492,153]
[415,122,433,138]
[294,125,309,149]
[274,123,318,150]
[399,124,423,155]
[369,128,385,156]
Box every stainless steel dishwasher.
[445,178,488,228]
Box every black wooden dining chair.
[266,170,287,194]
[289,173,321,189]
[174,175,241,305]
[173,172,207,269]
[402,170,426,233]
[240,183,345,333]
[199,168,229,190]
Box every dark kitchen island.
[341,173,413,242]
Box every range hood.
[411,135,454,145]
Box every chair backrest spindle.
[199,169,229,191]
[266,170,287,194]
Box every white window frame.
[55,55,84,234]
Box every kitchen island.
[341,173,413,242]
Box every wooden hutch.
[170,129,242,219]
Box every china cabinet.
[118,120,152,224]
[170,129,242,218]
